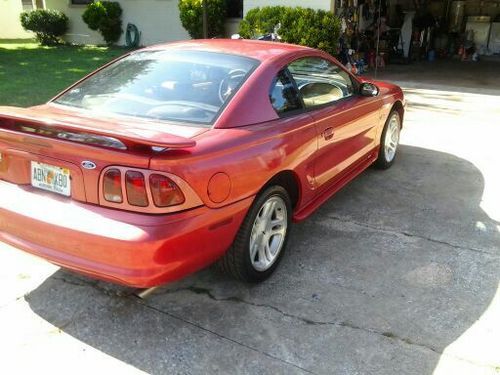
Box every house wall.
[44,0,189,46]
[0,0,34,39]
[3,0,336,45]
[244,0,334,13]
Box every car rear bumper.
[0,180,252,287]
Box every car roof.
[142,39,314,62]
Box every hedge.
[82,1,123,45]
[20,9,69,46]
[239,6,341,56]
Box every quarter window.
[288,57,355,109]
[269,70,302,115]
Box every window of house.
[288,57,355,109]
[71,0,92,4]
[21,0,34,10]
[226,0,243,18]
[269,70,303,115]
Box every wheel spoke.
[267,216,283,231]
[258,242,268,265]
[265,241,274,262]
[270,224,285,237]
[260,200,274,221]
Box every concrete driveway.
[1,66,499,374]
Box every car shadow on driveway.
[25,145,500,375]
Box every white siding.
[44,0,102,44]
[0,0,34,39]
[244,0,333,14]
[8,0,334,45]
[45,0,190,46]
[116,0,189,45]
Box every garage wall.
[244,0,333,13]
[0,0,34,39]
[45,0,190,46]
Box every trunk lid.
[0,105,206,204]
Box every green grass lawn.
[0,40,130,107]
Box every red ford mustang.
[0,40,404,287]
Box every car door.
[266,69,318,208]
[287,57,381,192]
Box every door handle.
[322,127,334,141]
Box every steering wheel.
[218,69,247,103]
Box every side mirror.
[360,82,379,97]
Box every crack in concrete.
[50,276,314,373]
[49,274,497,371]
[148,286,500,371]
[325,214,498,256]
[52,276,133,298]
[135,298,316,374]
[153,286,441,353]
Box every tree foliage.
[178,0,227,39]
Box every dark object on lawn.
[20,9,69,46]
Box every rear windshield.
[54,50,258,126]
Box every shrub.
[239,6,341,56]
[20,9,69,46]
[82,1,122,45]
[239,6,284,39]
[179,0,226,39]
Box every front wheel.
[374,110,401,169]
[217,186,292,282]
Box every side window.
[288,57,355,109]
[269,70,303,115]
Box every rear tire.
[217,185,292,282]
[374,110,401,170]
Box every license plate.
[31,161,71,197]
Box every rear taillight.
[103,168,123,203]
[149,174,185,207]
[100,167,196,213]
[125,171,149,207]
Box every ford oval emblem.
[81,161,97,170]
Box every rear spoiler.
[0,106,196,150]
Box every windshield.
[54,50,258,125]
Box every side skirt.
[292,149,379,222]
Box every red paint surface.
[0,40,404,287]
